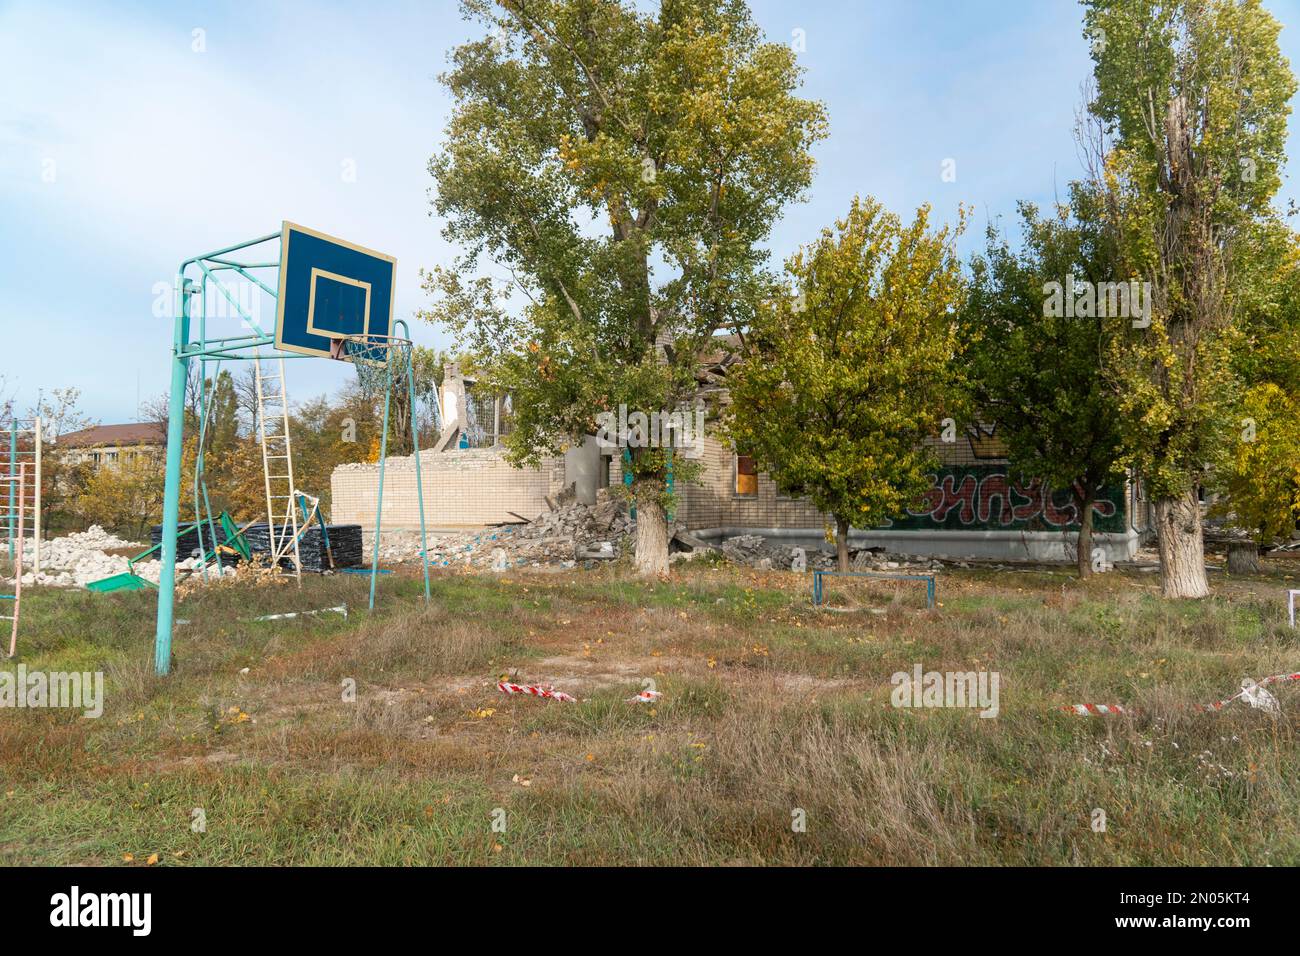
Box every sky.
[3,0,1300,424]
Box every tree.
[961,193,1127,577]
[388,346,449,456]
[1209,382,1300,569]
[1207,219,1300,567]
[424,0,827,574]
[724,196,966,571]
[1081,0,1297,597]
[31,387,96,534]
[74,456,165,541]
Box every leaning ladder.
[2,463,25,658]
[253,355,302,582]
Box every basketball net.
[335,334,411,399]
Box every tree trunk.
[1076,490,1095,579]
[1226,541,1260,575]
[634,496,670,576]
[835,516,850,572]
[1152,489,1209,598]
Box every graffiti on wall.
[882,465,1126,533]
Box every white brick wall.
[331,449,567,530]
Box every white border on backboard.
[274,220,397,359]
[305,268,372,338]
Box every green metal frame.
[812,570,937,610]
[154,230,431,675]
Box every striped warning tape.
[497,681,578,703]
[1066,703,1133,716]
[1062,671,1300,716]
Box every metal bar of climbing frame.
[7,419,14,560]
[32,418,40,573]
[6,463,24,658]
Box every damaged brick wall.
[331,448,568,530]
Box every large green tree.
[423,0,826,573]
[961,192,1127,577]
[1082,0,1296,597]
[1207,219,1300,565]
[725,196,966,571]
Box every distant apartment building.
[57,423,166,469]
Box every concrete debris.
[578,541,616,560]
[353,492,938,574]
[671,529,716,553]
[714,534,941,573]
[718,534,767,565]
[369,490,636,570]
[3,525,239,589]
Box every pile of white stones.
[3,525,226,589]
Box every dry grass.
[1,561,1298,865]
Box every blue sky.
[3,0,1300,423]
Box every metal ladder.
[253,355,302,582]
[2,463,26,658]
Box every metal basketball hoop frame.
[153,228,431,676]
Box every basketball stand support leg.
[155,277,193,676]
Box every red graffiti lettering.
[978,474,1015,526]
[931,474,977,524]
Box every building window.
[734,454,757,498]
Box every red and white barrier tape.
[1066,703,1133,716]
[1063,671,1300,716]
[497,681,578,704]
[495,682,665,705]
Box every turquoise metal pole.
[7,419,15,560]
[369,361,393,611]
[394,320,431,604]
[665,447,674,522]
[154,275,193,675]
[623,448,635,520]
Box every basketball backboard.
[274,221,396,359]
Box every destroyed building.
[331,351,1153,564]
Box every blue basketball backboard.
[274,221,396,359]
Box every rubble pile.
[359,494,938,574]
[3,525,234,589]
[5,515,942,587]
[711,534,941,573]
[369,492,633,571]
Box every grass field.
[1,557,1298,866]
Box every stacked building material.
[300,524,363,571]
[150,523,230,561]
[240,523,363,572]
[150,522,363,572]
